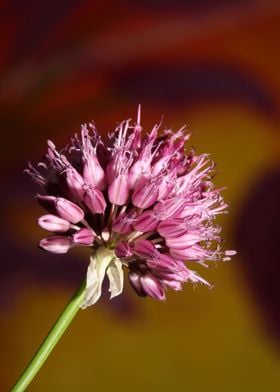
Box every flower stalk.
[11,280,86,392]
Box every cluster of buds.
[36,195,95,253]
[26,107,235,308]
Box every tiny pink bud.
[132,180,159,209]
[169,247,196,259]
[65,166,85,200]
[140,274,166,301]
[158,219,185,238]
[157,176,174,200]
[83,187,106,214]
[153,198,185,220]
[146,253,178,270]
[165,231,201,249]
[128,272,146,297]
[83,155,106,190]
[56,198,85,223]
[108,174,129,206]
[39,236,71,254]
[134,211,159,232]
[133,240,156,258]
[173,244,211,261]
[36,195,84,223]
[128,161,150,189]
[112,212,136,234]
[151,156,169,176]
[38,214,71,233]
[71,228,94,245]
[115,242,133,258]
[152,266,188,283]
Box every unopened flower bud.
[115,242,132,258]
[72,228,95,246]
[56,198,85,223]
[83,187,106,214]
[108,174,129,206]
[83,155,106,190]
[128,272,146,297]
[65,166,85,200]
[134,240,156,258]
[165,230,201,249]
[132,180,159,209]
[158,219,185,238]
[38,214,71,233]
[134,211,159,232]
[113,212,136,234]
[140,274,166,301]
[39,236,71,254]
[37,195,84,223]
[128,161,150,190]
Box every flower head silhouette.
[26,107,235,308]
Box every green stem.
[11,280,86,392]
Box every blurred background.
[1,1,280,391]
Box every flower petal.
[134,211,159,232]
[83,187,106,214]
[140,274,166,301]
[71,228,95,245]
[81,247,115,309]
[108,174,130,206]
[107,257,124,299]
[38,214,71,233]
[132,180,159,209]
[39,236,71,254]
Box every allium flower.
[26,107,235,308]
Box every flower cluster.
[26,107,235,308]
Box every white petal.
[81,247,115,309]
[107,257,124,299]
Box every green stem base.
[11,280,86,392]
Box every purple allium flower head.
[26,106,236,308]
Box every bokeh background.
[1,1,280,391]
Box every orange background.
[1,1,280,391]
